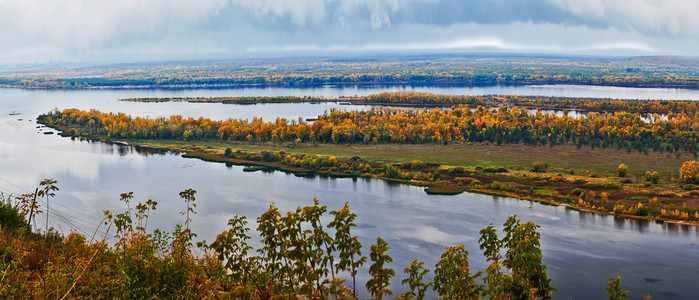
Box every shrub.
[569,188,585,196]
[531,161,548,173]
[583,182,599,188]
[224,148,232,157]
[383,164,401,178]
[633,204,650,216]
[645,171,660,184]
[483,167,508,173]
[605,182,620,189]
[0,196,27,232]
[650,171,659,184]
[245,153,262,161]
[550,175,567,182]
[573,178,587,185]
[454,177,472,185]
[401,160,427,170]
[447,166,466,174]
[681,184,699,191]
[588,172,598,178]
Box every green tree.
[37,178,58,232]
[366,237,394,300]
[208,215,257,283]
[433,244,482,299]
[398,259,432,300]
[179,188,197,232]
[329,202,366,298]
[256,204,290,295]
[606,276,629,300]
[479,223,506,298]
[478,215,555,299]
[301,198,336,297]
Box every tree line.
[4,56,699,89]
[365,91,699,114]
[40,105,699,153]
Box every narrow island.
[122,91,699,114]
[39,92,699,225]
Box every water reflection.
[613,215,627,229]
[664,222,695,236]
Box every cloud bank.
[0,0,697,63]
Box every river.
[2,85,699,299]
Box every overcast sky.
[1,0,697,64]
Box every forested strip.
[4,57,699,89]
[122,91,699,114]
[120,95,329,104]
[365,91,699,113]
[40,105,699,153]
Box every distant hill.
[629,56,699,66]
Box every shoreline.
[5,80,699,91]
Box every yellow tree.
[680,161,699,183]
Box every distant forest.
[2,55,699,89]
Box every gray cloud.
[0,0,696,63]
[549,0,699,38]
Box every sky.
[0,0,697,64]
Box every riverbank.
[39,120,699,225]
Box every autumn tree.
[645,171,660,184]
[617,164,628,177]
[680,161,699,183]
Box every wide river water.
[2,84,699,299]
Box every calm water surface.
[2,86,699,299]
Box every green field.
[134,139,688,179]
